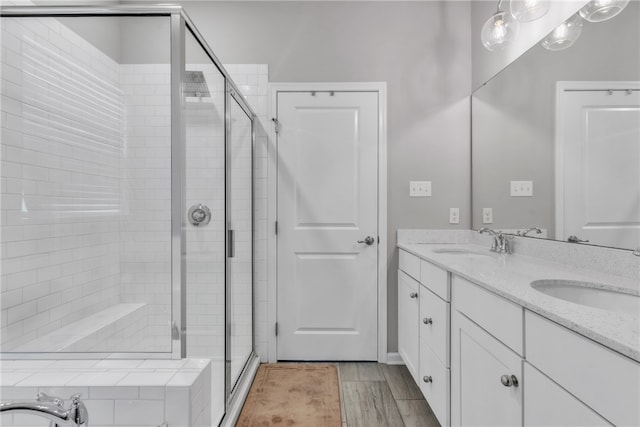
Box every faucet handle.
[35,392,64,407]
[69,394,89,427]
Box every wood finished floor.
[336,363,441,427]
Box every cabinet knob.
[409,292,418,299]
[423,317,433,325]
[500,374,518,387]
[423,376,433,383]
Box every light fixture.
[540,14,584,51]
[510,0,550,22]
[579,0,629,22]
[481,0,520,51]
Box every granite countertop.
[397,242,640,362]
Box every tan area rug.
[237,363,342,427]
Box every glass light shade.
[481,11,520,51]
[541,14,584,51]
[579,0,629,22]
[510,0,550,22]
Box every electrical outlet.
[510,180,533,197]
[410,181,432,197]
[449,208,459,224]
[482,207,493,224]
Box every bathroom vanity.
[397,230,639,427]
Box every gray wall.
[471,1,640,238]
[177,1,472,353]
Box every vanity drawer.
[420,259,449,301]
[399,249,420,281]
[419,344,450,427]
[420,285,450,367]
[453,275,523,355]
[525,311,639,427]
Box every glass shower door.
[184,29,227,424]
[227,92,254,393]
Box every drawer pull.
[423,317,433,325]
[423,376,433,383]
[409,292,418,299]
[500,374,518,387]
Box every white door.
[557,83,640,248]
[276,90,379,361]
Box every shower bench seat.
[12,303,148,353]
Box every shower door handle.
[228,229,235,258]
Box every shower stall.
[1,4,256,425]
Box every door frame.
[266,82,388,363]
[554,80,640,241]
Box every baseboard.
[385,352,405,365]
[219,353,260,427]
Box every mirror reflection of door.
[556,82,640,249]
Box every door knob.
[357,236,375,245]
[423,376,433,383]
[423,317,433,325]
[409,292,418,299]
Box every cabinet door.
[398,270,420,382]
[451,311,522,427]
[524,363,612,426]
[420,285,449,367]
[420,344,450,427]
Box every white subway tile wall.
[1,16,124,351]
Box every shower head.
[184,70,210,98]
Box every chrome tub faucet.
[0,392,88,427]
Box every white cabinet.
[398,269,420,382]
[525,311,640,427]
[451,311,522,427]
[398,245,637,427]
[419,265,450,426]
[524,362,612,426]
[451,275,524,427]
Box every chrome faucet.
[518,227,542,237]
[0,393,88,427]
[479,228,513,254]
[633,248,640,257]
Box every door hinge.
[275,322,279,336]
[275,221,278,235]
[272,118,280,134]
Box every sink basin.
[531,280,640,315]
[432,248,492,257]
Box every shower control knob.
[188,204,211,227]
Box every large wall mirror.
[472,1,639,250]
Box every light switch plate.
[410,181,432,197]
[510,180,533,197]
[449,208,459,224]
[482,207,493,224]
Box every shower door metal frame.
[0,7,257,390]
[224,83,257,404]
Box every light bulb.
[541,14,584,51]
[481,10,520,52]
[510,0,550,22]
[579,0,629,22]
